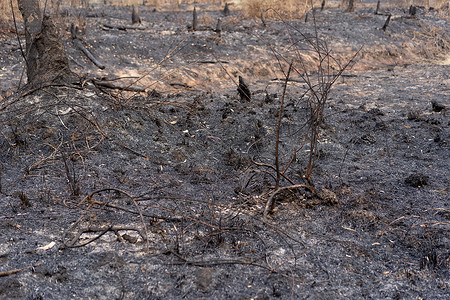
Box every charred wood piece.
[192,7,198,31]
[71,27,105,69]
[375,0,381,15]
[382,14,391,31]
[237,76,251,101]
[102,24,145,31]
[73,39,105,69]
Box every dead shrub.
[246,8,359,218]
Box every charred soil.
[0,3,449,299]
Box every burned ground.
[0,3,449,299]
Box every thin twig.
[0,262,42,277]
[275,62,293,190]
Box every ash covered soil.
[0,3,449,299]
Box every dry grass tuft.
[0,0,19,23]
[241,0,323,19]
[200,12,215,25]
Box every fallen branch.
[63,225,147,248]
[72,39,105,69]
[102,23,145,31]
[165,252,316,284]
[93,79,146,92]
[264,184,314,219]
[197,60,229,64]
[0,262,42,277]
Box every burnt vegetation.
[0,0,448,299]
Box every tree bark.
[17,0,76,86]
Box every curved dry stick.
[247,151,296,186]
[64,188,150,251]
[263,184,315,219]
[64,225,148,248]
[26,138,64,173]
[64,224,113,248]
[0,262,42,277]
[139,203,240,231]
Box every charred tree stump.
[192,7,198,31]
[382,14,391,31]
[375,0,381,15]
[409,5,417,16]
[132,5,141,25]
[215,18,222,35]
[237,76,251,101]
[223,3,230,16]
[346,0,355,12]
[18,0,76,86]
[321,0,326,11]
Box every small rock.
[122,233,138,244]
[195,268,213,291]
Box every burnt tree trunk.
[346,0,355,12]
[375,0,381,15]
[17,0,76,86]
[192,7,198,31]
[131,5,141,25]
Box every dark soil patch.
[0,3,449,299]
